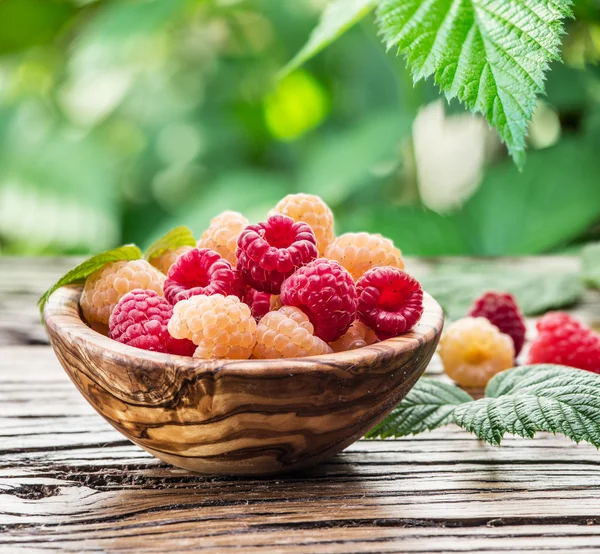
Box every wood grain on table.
[2,257,600,553]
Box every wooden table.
[2,257,600,553]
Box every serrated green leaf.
[454,365,600,447]
[581,242,600,289]
[420,269,582,320]
[144,226,196,262]
[37,244,143,317]
[366,378,473,438]
[376,0,573,166]
[281,0,377,77]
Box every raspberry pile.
[73,194,425,360]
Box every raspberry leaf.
[581,242,600,289]
[37,244,143,318]
[454,365,600,447]
[375,0,573,167]
[281,0,377,77]
[366,378,474,438]
[144,226,196,262]
[420,270,582,320]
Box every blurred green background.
[0,0,599,257]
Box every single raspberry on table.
[236,214,318,294]
[468,292,526,357]
[528,312,600,373]
[324,232,404,281]
[148,245,194,276]
[270,193,335,255]
[280,258,357,343]
[109,289,195,356]
[329,320,378,353]
[168,294,256,359]
[244,288,272,321]
[164,248,236,305]
[440,317,515,388]
[80,260,165,326]
[252,306,331,359]
[356,267,423,339]
[197,211,249,266]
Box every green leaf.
[454,365,600,447]
[581,242,600,289]
[366,378,473,438]
[37,244,143,317]
[144,226,196,262]
[376,0,573,166]
[420,267,582,320]
[281,0,377,77]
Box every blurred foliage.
[0,0,599,257]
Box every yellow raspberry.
[324,232,405,281]
[270,193,335,256]
[80,260,165,326]
[252,306,332,359]
[168,294,256,360]
[197,211,249,266]
[439,317,515,388]
[329,321,378,353]
[148,245,194,275]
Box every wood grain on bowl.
[43,285,444,476]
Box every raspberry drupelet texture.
[168,294,256,360]
[280,258,357,343]
[244,288,272,321]
[197,211,249,266]
[164,248,236,305]
[252,306,331,359]
[356,267,423,339]
[468,292,526,357]
[236,214,318,294]
[440,317,515,388]
[528,312,600,373]
[329,320,378,353]
[109,289,195,356]
[80,260,165,326]
[324,232,404,281]
[149,245,193,275]
[270,193,335,255]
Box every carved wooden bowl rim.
[44,285,444,377]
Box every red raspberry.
[356,267,424,339]
[236,214,318,294]
[164,248,236,305]
[109,289,195,356]
[468,292,526,356]
[244,288,272,321]
[280,258,357,342]
[528,312,600,373]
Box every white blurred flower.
[413,100,496,213]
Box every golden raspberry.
[168,294,256,360]
[80,260,165,326]
[329,321,378,353]
[149,245,194,275]
[439,317,515,388]
[324,232,404,281]
[197,211,249,266]
[252,306,332,359]
[270,193,335,255]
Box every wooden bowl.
[44,286,444,476]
